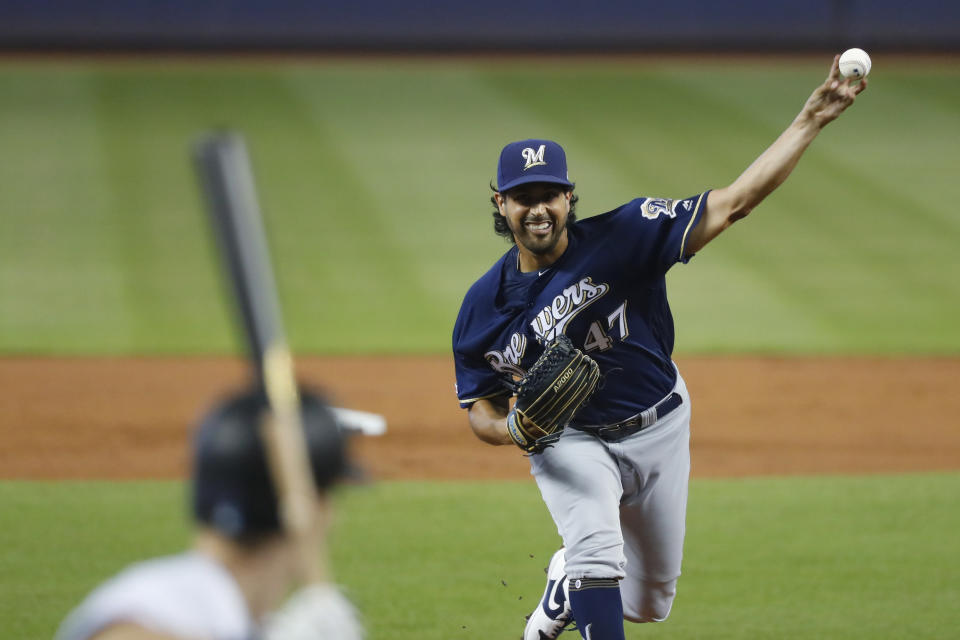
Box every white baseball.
[839,48,871,79]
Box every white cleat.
[523,548,573,640]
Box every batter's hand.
[800,55,868,129]
[263,584,364,640]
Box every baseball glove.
[506,335,600,454]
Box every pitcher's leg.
[531,429,626,579]
[616,386,691,623]
[529,429,627,638]
[568,578,625,640]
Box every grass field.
[5,474,958,639]
[2,56,958,639]
[1,56,958,355]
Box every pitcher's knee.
[562,537,626,580]
[622,578,677,623]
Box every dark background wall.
[1,0,958,51]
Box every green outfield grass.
[4,473,958,639]
[1,57,958,356]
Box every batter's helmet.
[191,386,349,541]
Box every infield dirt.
[2,356,958,480]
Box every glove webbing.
[520,353,598,431]
[521,362,594,429]
[529,356,598,425]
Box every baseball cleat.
[523,548,573,640]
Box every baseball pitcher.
[452,55,866,639]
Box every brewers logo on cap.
[497,139,574,192]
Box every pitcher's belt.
[571,392,683,443]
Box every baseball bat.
[192,131,324,583]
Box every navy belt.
[573,392,683,443]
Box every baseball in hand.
[839,48,872,79]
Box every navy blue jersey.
[453,192,708,427]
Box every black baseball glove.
[506,335,600,454]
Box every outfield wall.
[1,0,958,52]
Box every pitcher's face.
[496,183,572,266]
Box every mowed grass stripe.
[697,68,960,352]
[850,67,960,224]
[280,67,511,350]
[90,70,236,353]
[629,67,959,353]
[0,61,957,354]
[240,70,433,353]
[0,70,136,350]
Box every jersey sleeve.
[608,191,709,275]
[451,256,517,409]
[453,347,507,408]
[452,308,509,409]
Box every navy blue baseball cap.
[496,139,574,192]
